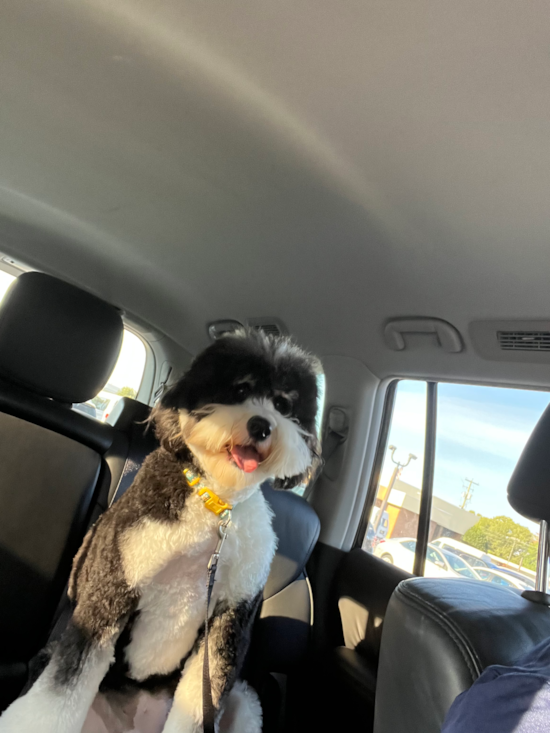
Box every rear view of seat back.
[374,400,550,733]
[0,272,123,707]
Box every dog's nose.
[247,416,272,442]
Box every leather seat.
[374,401,550,733]
[0,272,124,709]
[374,578,550,733]
[250,484,320,672]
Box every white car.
[473,567,533,591]
[430,538,494,570]
[86,390,122,422]
[375,538,458,578]
[430,546,482,580]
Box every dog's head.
[153,330,322,499]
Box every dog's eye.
[273,395,292,417]
[235,383,251,400]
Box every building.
[375,479,480,541]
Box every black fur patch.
[208,593,263,709]
[53,620,93,688]
[68,449,194,639]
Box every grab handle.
[384,318,463,353]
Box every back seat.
[0,272,320,723]
[0,272,127,708]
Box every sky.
[0,271,146,394]
[380,380,550,535]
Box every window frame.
[354,377,544,579]
[353,379,399,548]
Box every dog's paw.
[219,681,262,733]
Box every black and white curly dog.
[0,329,321,733]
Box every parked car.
[428,546,480,580]
[90,391,123,422]
[72,402,97,419]
[430,538,496,570]
[375,538,457,578]
[474,567,534,591]
[431,538,536,587]
[492,567,536,589]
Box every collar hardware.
[183,468,233,520]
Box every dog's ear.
[159,377,192,412]
[150,403,187,455]
[273,435,323,491]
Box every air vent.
[246,318,287,337]
[207,320,244,340]
[253,323,281,337]
[498,331,550,351]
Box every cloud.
[378,383,545,533]
[389,389,537,462]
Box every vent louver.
[208,319,287,340]
[253,323,282,337]
[498,331,550,351]
[207,320,244,340]
[246,318,287,337]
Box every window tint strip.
[413,381,438,576]
[354,380,399,548]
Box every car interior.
[2,2,550,731]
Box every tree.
[117,386,137,399]
[463,515,538,570]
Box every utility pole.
[460,478,479,510]
[374,445,417,534]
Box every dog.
[0,329,321,733]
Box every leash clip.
[208,516,231,571]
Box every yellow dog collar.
[183,468,233,521]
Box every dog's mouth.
[228,444,263,473]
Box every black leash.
[203,520,230,733]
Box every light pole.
[373,445,417,534]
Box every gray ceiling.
[2,0,550,385]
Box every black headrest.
[0,272,123,404]
[508,403,550,523]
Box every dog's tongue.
[230,445,261,473]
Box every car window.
[457,553,487,569]
[442,552,478,578]
[490,575,513,587]
[426,547,442,565]
[476,569,493,581]
[362,380,548,591]
[0,270,147,420]
[361,381,427,556]
[443,553,467,572]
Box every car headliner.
[1,1,549,386]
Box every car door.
[304,378,550,733]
